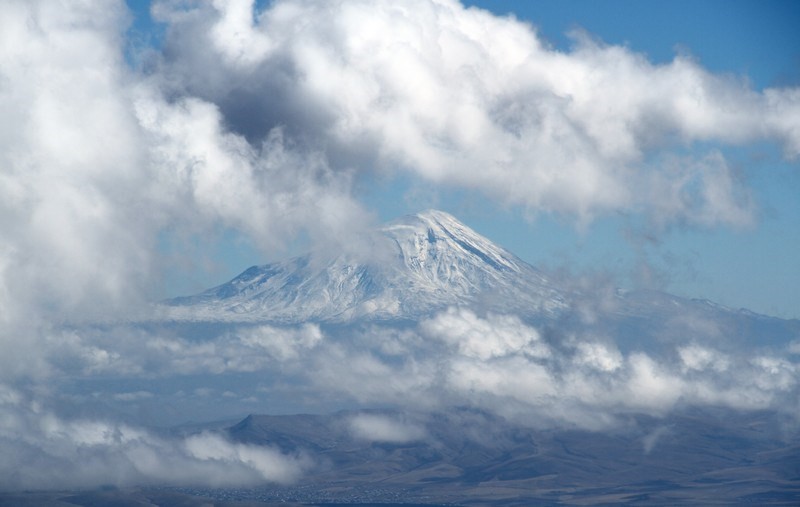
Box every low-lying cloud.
[38,308,798,432]
[348,413,426,443]
[0,386,309,490]
[310,310,799,428]
[1,307,798,487]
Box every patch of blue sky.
[124,0,165,66]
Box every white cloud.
[312,343,438,406]
[420,308,550,360]
[624,353,685,411]
[237,323,323,360]
[0,0,152,321]
[348,413,426,443]
[0,0,160,383]
[447,355,557,406]
[0,0,371,382]
[751,356,797,392]
[678,344,730,373]
[0,387,309,490]
[153,0,797,227]
[139,324,323,375]
[573,341,623,372]
[302,309,800,427]
[183,432,308,484]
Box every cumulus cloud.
[678,344,730,373]
[0,0,152,379]
[153,0,797,227]
[573,341,623,372]
[0,0,365,380]
[237,323,324,360]
[133,85,368,253]
[305,308,800,428]
[420,308,550,360]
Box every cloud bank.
[154,0,798,226]
[0,385,309,490]
[310,310,800,429]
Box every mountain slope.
[164,209,800,349]
[166,210,568,322]
[219,408,800,506]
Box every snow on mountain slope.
[166,210,568,322]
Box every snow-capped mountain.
[166,210,568,322]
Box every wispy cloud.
[348,413,426,443]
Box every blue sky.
[126,0,800,318]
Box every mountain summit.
[167,210,568,322]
